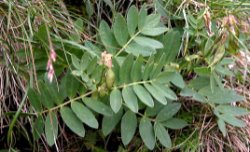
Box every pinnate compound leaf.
[121,111,137,145]
[154,122,172,148]
[45,112,58,146]
[71,102,98,129]
[60,107,85,137]
[133,85,154,107]
[110,89,123,113]
[139,117,156,150]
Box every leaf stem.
[116,80,153,89]
[115,31,141,57]
[38,90,96,114]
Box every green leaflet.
[210,45,225,67]
[218,114,246,127]
[46,82,63,105]
[121,111,137,145]
[71,102,98,129]
[133,85,154,107]
[127,5,138,36]
[143,62,154,80]
[80,52,91,71]
[189,77,210,90]
[204,38,214,55]
[119,54,134,83]
[180,87,206,103]
[28,89,42,112]
[156,102,181,122]
[33,115,44,141]
[112,58,120,84]
[59,73,80,99]
[144,83,167,105]
[45,112,58,146]
[103,0,114,11]
[162,118,188,130]
[139,117,156,150]
[54,37,99,57]
[156,71,185,89]
[83,98,113,116]
[134,36,163,49]
[194,67,211,77]
[113,14,129,46]
[161,29,182,63]
[138,5,147,30]
[150,53,166,78]
[71,54,81,70]
[102,108,123,136]
[85,1,93,18]
[131,57,143,82]
[60,107,85,137]
[151,82,177,100]
[215,105,249,116]
[71,18,83,41]
[145,102,165,117]
[125,42,156,57]
[91,65,104,85]
[122,86,138,113]
[39,82,55,108]
[141,27,168,36]
[154,122,172,148]
[217,119,227,137]
[110,89,123,113]
[199,86,245,104]
[99,20,118,54]
[87,57,98,75]
[143,14,161,29]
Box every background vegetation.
[0,0,250,151]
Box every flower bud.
[105,69,115,89]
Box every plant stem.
[38,90,96,114]
[115,31,141,57]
